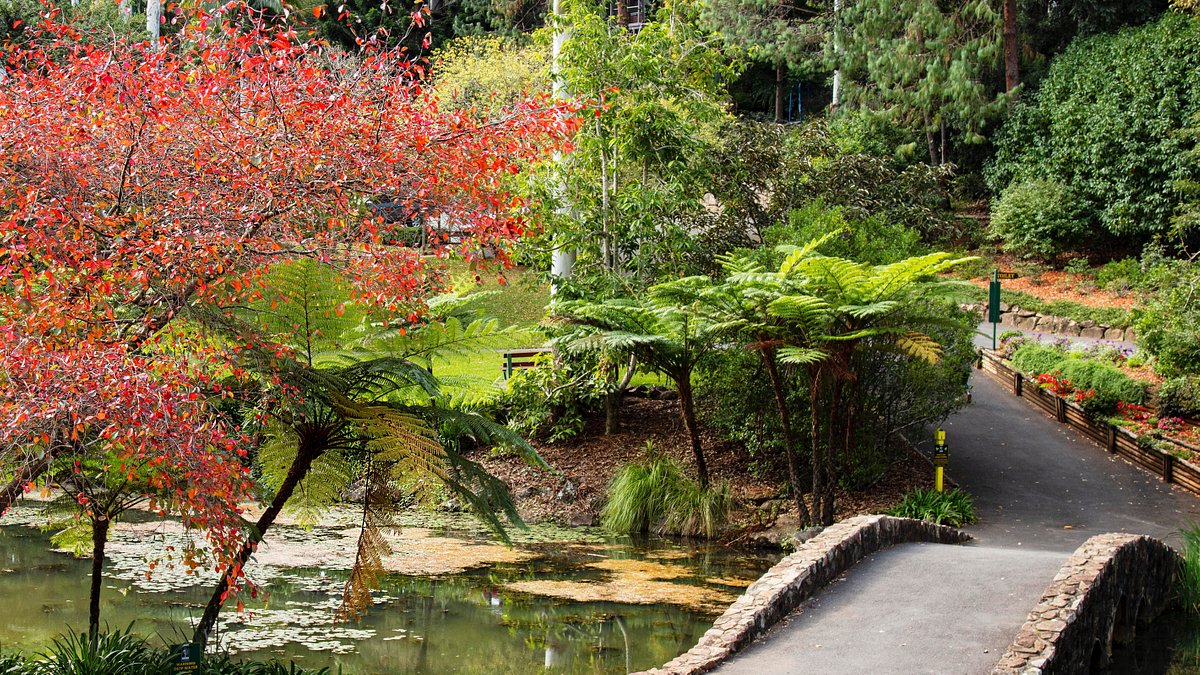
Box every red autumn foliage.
[0,2,580,577]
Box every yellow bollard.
[933,428,948,493]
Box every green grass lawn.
[430,259,674,400]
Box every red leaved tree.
[0,1,579,640]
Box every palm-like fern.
[767,248,977,524]
[553,281,722,486]
[191,260,542,646]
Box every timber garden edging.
[980,351,1200,496]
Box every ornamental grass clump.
[1179,522,1200,615]
[886,487,977,527]
[601,447,732,539]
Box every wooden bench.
[501,347,553,379]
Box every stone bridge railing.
[636,514,972,675]
[992,533,1179,675]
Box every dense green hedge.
[987,12,1200,248]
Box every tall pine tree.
[834,0,1008,164]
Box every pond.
[0,505,777,674]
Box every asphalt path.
[714,331,1200,674]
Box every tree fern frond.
[336,461,396,623]
[287,451,355,529]
[777,346,828,366]
[257,425,300,495]
[895,332,944,364]
[778,230,843,276]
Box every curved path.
[714,355,1200,674]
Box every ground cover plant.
[885,487,977,527]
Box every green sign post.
[989,270,1018,350]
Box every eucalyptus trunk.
[1003,0,1019,93]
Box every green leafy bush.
[1133,247,1200,377]
[499,355,608,443]
[1054,358,1149,412]
[989,179,1089,260]
[987,12,1200,247]
[601,451,732,539]
[1097,258,1142,293]
[0,631,332,675]
[37,627,164,675]
[1010,343,1148,414]
[1010,344,1069,376]
[886,487,977,527]
[1159,376,1200,418]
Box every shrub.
[1010,344,1068,376]
[1135,256,1200,376]
[1097,258,1142,293]
[987,13,1200,246]
[989,180,1089,260]
[601,450,733,539]
[886,487,977,527]
[1159,376,1200,418]
[34,627,165,675]
[499,355,608,443]
[1010,344,1148,415]
[1056,357,1147,403]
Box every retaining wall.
[970,303,1134,342]
[992,534,1179,675]
[637,515,972,675]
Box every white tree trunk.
[549,0,575,293]
[146,0,162,42]
[831,0,843,109]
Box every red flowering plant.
[1117,401,1152,423]
[1036,372,1074,397]
[1,0,582,641]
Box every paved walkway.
[715,359,1200,674]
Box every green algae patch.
[504,557,741,613]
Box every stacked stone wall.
[637,515,972,675]
[992,534,1179,675]
[964,303,1135,342]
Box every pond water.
[0,507,777,674]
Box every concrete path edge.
[635,514,972,675]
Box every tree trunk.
[146,0,161,41]
[774,62,786,124]
[763,351,811,525]
[192,444,321,648]
[676,377,708,488]
[924,111,938,165]
[89,515,111,642]
[616,0,631,27]
[822,377,842,525]
[831,0,843,110]
[809,367,824,521]
[1003,0,1019,94]
[604,355,637,434]
[0,450,53,516]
